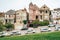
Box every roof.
[5,10,15,15]
[40,4,50,10]
[33,4,39,10]
[29,2,33,6]
[54,8,60,11]
[0,12,5,17]
[16,8,27,12]
[29,3,39,10]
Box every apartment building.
[5,10,16,24]
[14,8,27,29]
[29,2,50,22]
[29,2,39,22]
[39,4,50,21]
[51,8,60,24]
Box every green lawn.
[0,31,60,40]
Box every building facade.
[14,8,27,29]
[29,3,50,22]
[39,4,50,21]
[5,10,16,24]
[51,8,60,24]
[0,12,5,24]
[29,2,40,21]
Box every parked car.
[57,27,60,31]
[48,28,52,31]
[32,30,36,33]
[8,32,14,35]
[55,24,60,31]
[1,31,11,36]
[21,27,28,30]
[11,30,21,35]
[48,24,55,27]
[40,28,51,32]
[40,28,48,32]
[26,28,36,34]
[21,24,28,30]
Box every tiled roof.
[5,10,15,15]
[0,13,5,17]
[54,8,60,11]
[40,4,50,10]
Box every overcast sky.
[0,0,60,12]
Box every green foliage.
[32,20,39,28]
[0,25,6,32]
[5,22,14,31]
[32,20,39,25]
[0,20,14,31]
[29,24,33,27]
[39,21,44,26]
[0,20,3,25]
[43,20,49,25]
[0,20,6,32]
[32,20,49,27]
[39,20,49,26]
[23,20,27,24]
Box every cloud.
[0,0,60,12]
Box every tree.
[32,20,39,28]
[39,21,44,26]
[0,25,6,32]
[23,20,27,24]
[32,20,49,27]
[43,20,49,25]
[5,22,14,31]
[0,20,6,32]
[39,20,49,26]
[32,20,39,25]
[0,20,3,25]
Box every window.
[9,15,10,17]
[44,7,45,8]
[40,15,42,19]
[14,18,16,23]
[36,15,38,19]
[46,10,48,13]
[40,11,42,13]
[33,10,35,11]
[5,19,7,23]
[49,11,51,15]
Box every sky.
[0,0,60,12]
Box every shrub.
[23,20,27,24]
[39,20,49,26]
[0,20,6,32]
[0,25,6,32]
[39,21,44,26]
[43,20,49,25]
[31,20,39,28]
[29,24,33,27]
[32,20,39,25]
[32,20,49,27]
[5,22,14,31]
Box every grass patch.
[0,31,60,40]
